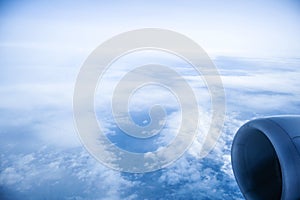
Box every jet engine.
[231,116,300,200]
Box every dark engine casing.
[231,116,300,200]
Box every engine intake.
[231,116,300,200]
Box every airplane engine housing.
[231,116,300,200]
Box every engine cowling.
[231,116,300,200]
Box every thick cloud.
[1,54,299,199]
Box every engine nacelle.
[231,116,300,200]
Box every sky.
[1,0,300,59]
[0,1,300,199]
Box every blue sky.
[0,1,300,199]
[1,0,300,59]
